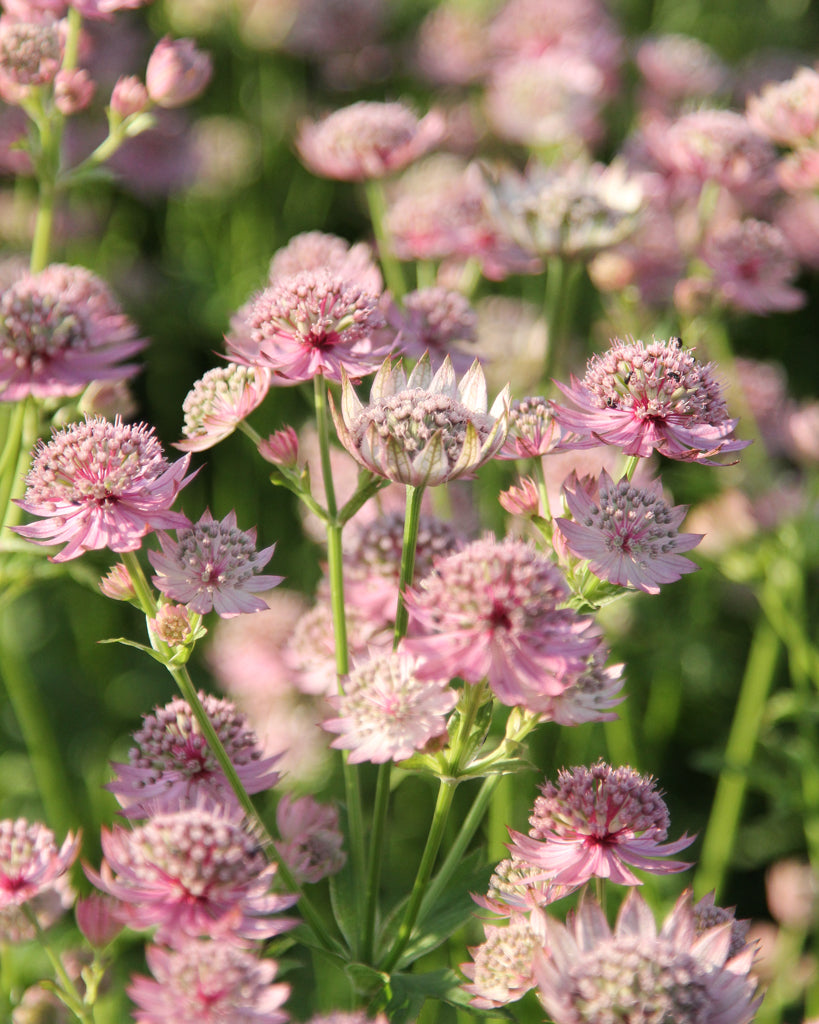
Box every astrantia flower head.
[746,66,819,148]
[323,651,457,764]
[332,353,510,486]
[230,269,391,384]
[550,335,750,463]
[0,17,60,101]
[477,857,575,918]
[87,804,297,944]
[508,760,694,887]
[148,509,282,617]
[128,941,290,1024]
[13,417,194,562]
[538,640,625,725]
[534,889,760,1024]
[0,818,78,912]
[269,230,382,294]
[0,263,146,402]
[274,794,346,884]
[499,395,560,459]
[107,691,280,817]
[296,100,445,181]
[176,364,270,452]
[556,469,702,594]
[462,914,541,1008]
[405,535,598,711]
[388,287,478,373]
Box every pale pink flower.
[229,270,390,384]
[306,1014,387,1024]
[462,913,541,1008]
[0,16,60,102]
[99,562,136,601]
[176,364,270,452]
[508,761,694,887]
[701,218,805,315]
[539,642,625,726]
[148,603,192,647]
[556,470,702,594]
[550,336,750,464]
[146,36,212,108]
[388,287,479,373]
[268,231,382,295]
[635,34,729,113]
[331,354,510,486]
[746,66,819,147]
[476,857,575,919]
[148,509,282,617]
[107,692,280,818]
[274,795,345,884]
[54,67,94,115]
[404,535,598,711]
[775,193,819,269]
[295,100,445,181]
[0,819,78,918]
[499,395,560,459]
[0,263,145,402]
[534,889,760,1024]
[323,651,456,764]
[128,941,290,1024]
[13,418,193,562]
[87,805,297,944]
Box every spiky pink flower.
[405,535,598,712]
[533,889,760,1024]
[499,395,560,459]
[107,692,280,818]
[176,365,270,452]
[268,231,382,294]
[332,354,510,486]
[462,913,542,1008]
[128,941,290,1024]
[508,761,694,887]
[387,287,478,373]
[258,426,300,468]
[274,795,345,884]
[0,818,78,914]
[324,651,456,764]
[499,477,542,517]
[0,17,60,102]
[295,100,445,181]
[148,509,282,617]
[746,66,819,148]
[230,270,390,384]
[550,336,750,464]
[538,643,625,726]
[556,470,702,594]
[0,263,145,401]
[87,805,297,944]
[635,33,728,111]
[12,418,193,562]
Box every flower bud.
[145,36,212,108]
[99,563,136,602]
[258,426,299,468]
[149,603,193,647]
[109,74,148,119]
[54,66,94,114]
[75,893,124,948]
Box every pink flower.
[462,914,541,1008]
[107,692,280,818]
[388,287,479,373]
[534,889,760,1024]
[54,67,95,115]
[229,270,391,384]
[110,74,149,118]
[148,509,282,617]
[146,36,212,108]
[274,795,346,885]
[476,857,575,918]
[556,469,702,594]
[538,640,625,726]
[404,535,598,712]
[550,335,750,464]
[508,761,694,887]
[75,893,124,947]
[498,395,560,459]
[148,603,193,647]
[295,100,445,181]
[0,818,78,912]
[176,364,270,452]
[99,562,137,601]
[87,805,297,944]
[323,651,457,764]
[268,231,382,295]
[13,418,194,562]
[0,263,146,402]
[128,941,290,1024]
[746,66,819,148]
[258,426,300,468]
[0,17,60,102]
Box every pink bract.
[550,336,750,464]
[508,761,694,887]
[148,509,282,617]
[13,417,194,562]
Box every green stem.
[0,398,33,534]
[361,762,391,963]
[381,778,457,973]
[119,552,339,953]
[622,455,640,482]
[693,606,780,899]
[393,484,424,646]
[541,255,565,386]
[532,456,552,521]
[23,906,95,1024]
[364,179,407,299]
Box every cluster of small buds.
[107,692,280,817]
[148,509,282,617]
[177,364,270,452]
[0,17,61,102]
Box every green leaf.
[328,858,359,955]
[345,962,390,998]
[384,968,481,1022]
[97,637,167,665]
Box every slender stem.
[119,551,339,953]
[622,455,640,482]
[393,484,424,646]
[364,178,407,299]
[361,762,391,963]
[541,255,564,386]
[532,456,552,521]
[693,607,780,899]
[23,906,95,1024]
[381,778,457,973]
[0,399,30,533]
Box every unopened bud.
[109,74,148,119]
[145,36,212,108]
[149,603,192,647]
[99,563,136,602]
[258,425,299,468]
[54,66,94,114]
